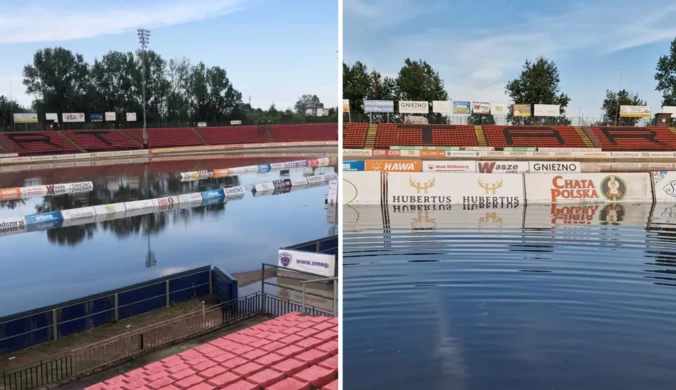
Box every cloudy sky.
[0,0,338,111]
[344,0,676,118]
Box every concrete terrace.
[84,312,338,390]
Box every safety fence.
[343,171,676,205]
[344,148,676,160]
[1,292,326,390]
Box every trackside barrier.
[0,182,93,201]
[0,150,149,165]
[343,149,676,160]
[253,174,335,194]
[344,172,662,205]
[178,157,332,181]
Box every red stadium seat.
[374,124,477,148]
[269,124,337,142]
[342,123,368,148]
[431,125,478,146]
[123,128,204,148]
[198,126,269,145]
[64,130,141,151]
[590,126,676,150]
[0,131,80,155]
[483,126,586,149]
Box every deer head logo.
[478,178,503,194]
[409,177,436,193]
[411,211,436,229]
[478,212,503,227]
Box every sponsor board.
[524,203,651,228]
[20,185,48,197]
[224,186,246,196]
[270,163,285,170]
[538,148,602,153]
[105,112,116,121]
[364,100,395,113]
[306,159,319,167]
[255,182,275,192]
[364,159,421,172]
[419,150,446,158]
[513,104,531,117]
[126,112,137,121]
[27,220,63,232]
[212,168,231,178]
[93,203,127,219]
[318,173,337,182]
[620,105,651,118]
[445,151,481,158]
[316,157,330,166]
[387,172,523,206]
[277,278,335,312]
[0,217,27,237]
[652,171,676,202]
[156,196,179,211]
[387,204,523,230]
[230,166,258,174]
[475,161,528,174]
[201,189,225,200]
[0,153,18,158]
[472,102,491,114]
[529,161,581,173]
[90,114,103,122]
[291,177,309,188]
[373,150,401,157]
[432,101,451,114]
[343,160,365,171]
[124,199,157,211]
[399,101,429,114]
[179,199,203,210]
[179,193,203,203]
[422,160,475,172]
[273,179,292,188]
[13,113,38,123]
[328,180,338,204]
[62,113,85,123]
[283,160,308,169]
[533,104,560,117]
[67,182,94,193]
[453,101,471,114]
[343,149,373,157]
[61,207,98,227]
[343,171,382,205]
[525,173,652,203]
[25,211,63,225]
[278,249,336,278]
[491,103,508,115]
[253,189,274,197]
[343,99,350,113]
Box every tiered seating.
[123,128,204,148]
[483,126,586,149]
[590,126,676,150]
[343,123,368,148]
[374,124,424,148]
[197,126,269,145]
[270,124,337,142]
[0,131,79,155]
[64,130,140,151]
[430,125,478,146]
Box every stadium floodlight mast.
[137,28,150,149]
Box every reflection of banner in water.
[650,203,676,225]
[523,203,651,228]
[388,204,523,231]
[276,276,335,312]
[179,158,331,182]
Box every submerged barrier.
[254,173,337,192]
[344,159,582,174]
[343,171,676,205]
[0,181,93,201]
[343,148,676,160]
[178,157,332,181]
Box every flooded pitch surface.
[0,155,336,317]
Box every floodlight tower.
[137,29,151,149]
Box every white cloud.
[0,0,251,44]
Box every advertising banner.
[445,151,481,158]
[0,217,27,237]
[94,203,126,216]
[178,193,203,203]
[343,149,373,157]
[156,196,179,211]
[126,112,137,121]
[453,101,471,114]
[230,166,259,174]
[62,113,85,123]
[90,114,103,122]
[399,101,429,114]
[651,171,676,202]
[124,199,157,212]
[255,182,275,192]
[343,171,382,205]
[272,179,292,189]
[525,203,651,229]
[387,172,524,206]
[230,120,242,125]
[25,211,63,225]
[13,113,38,123]
[224,186,246,201]
[278,249,336,278]
[386,204,523,230]
[513,104,531,117]
[343,160,365,171]
[105,112,116,121]
[364,159,421,172]
[661,106,676,117]
[291,177,309,188]
[364,100,394,113]
[201,189,225,200]
[472,102,491,114]
[475,161,529,174]
[620,105,651,118]
[277,277,335,312]
[342,99,350,113]
[328,180,338,203]
[529,161,581,173]
[432,101,451,114]
[422,160,476,172]
[533,104,560,117]
[61,207,98,227]
[45,113,59,122]
[491,104,508,116]
[525,173,653,204]
[257,164,272,173]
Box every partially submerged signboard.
[525,173,652,204]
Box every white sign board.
[278,249,336,278]
[652,171,676,202]
[62,113,85,123]
[525,173,653,204]
[472,102,491,114]
[475,161,529,174]
[45,113,59,122]
[126,112,137,122]
[662,106,676,118]
[529,161,581,173]
[230,120,242,125]
[105,112,116,121]
[422,160,475,172]
[387,172,524,206]
[533,104,561,117]
[0,217,27,237]
[619,105,651,118]
[399,101,429,114]
[432,101,451,114]
[491,104,508,116]
[328,180,337,204]
[178,193,203,203]
[61,207,98,227]
[13,113,38,123]
[343,171,381,205]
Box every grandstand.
[0,124,337,156]
[343,123,676,151]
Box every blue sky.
[344,0,676,119]
[0,0,338,111]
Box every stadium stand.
[343,123,368,148]
[589,126,676,150]
[373,124,478,148]
[63,130,141,151]
[431,125,478,147]
[270,124,337,142]
[0,131,80,155]
[374,124,422,148]
[124,128,205,148]
[197,126,270,145]
[483,125,587,149]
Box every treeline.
[0,47,336,128]
[344,37,676,126]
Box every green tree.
[186,62,242,122]
[343,62,371,113]
[166,56,191,122]
[655,38,676,107]
[0,95,27,129]
[601,89,647,126]
[467,113,495,125]
[89,51,140,118]
[505,57,571,125]
[395,58,448,101]
[294,94,323,114]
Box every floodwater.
[0,155,337,317]
[343,203,676,390]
